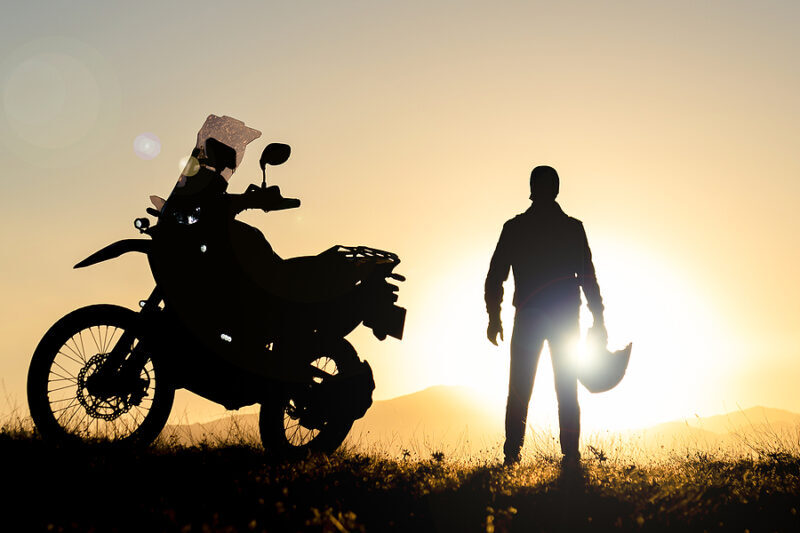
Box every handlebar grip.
[238,184,299,212]
[274,198,301,210]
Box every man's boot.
[503,424,524,466]
[503,451,521,467]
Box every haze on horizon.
[1,1,798,431]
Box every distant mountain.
[162,385,504,454]
[628,420,726,450]
[619,406,800,453]
[162,386,800,457]
[346,385,504,456]
[685,406,800,435]
[163,413,261,447]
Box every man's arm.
[577,222,606,331]
[485,222,512,344]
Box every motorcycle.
[27,115,406,458]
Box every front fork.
[86,287,163,400]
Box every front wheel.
[259,337,372,460]
[27,304,174,447]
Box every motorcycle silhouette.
[27,115,406,458]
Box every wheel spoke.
[60,401,84,427]
[61,339,86,364]
[97,325,106,353]
[48,370,77,382]
[48,383,79,393]
[49,396,78,405]
[48,377,78,385]
[105,327,120,355]
[53,397,79,415]
[77,331,88,363]
[87,327,102,355]
[56,349,84,367]
[75,406,92,431]
[56,405,79,425]
[101,325,110,353]
[50,360,77,380]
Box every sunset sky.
[1,1,798,432]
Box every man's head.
[529,165,559,201]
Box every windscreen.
[179,115,262,183]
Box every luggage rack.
[333,245,400,264]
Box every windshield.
[179,115,262,183]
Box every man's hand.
[487,318,504,346]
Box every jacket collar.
[525,200,566,217]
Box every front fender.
[74,239,151,268]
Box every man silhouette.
[485,166,605,467]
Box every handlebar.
[238,184,300,212]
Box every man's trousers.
[504,305,580,460]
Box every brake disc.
[76,353,139,421]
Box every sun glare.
[578,238,732,431]
[412,239,732,433]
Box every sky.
[1,1,799,431]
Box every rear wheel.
[27,305,174,447]
[259,337,365,460]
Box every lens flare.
[178,155,200,176]
[3,51,100,150]
[133,132,161,160]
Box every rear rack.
[333,245,400,264]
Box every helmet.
[578,326,632,393]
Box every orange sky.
[1,1,799,429]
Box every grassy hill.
[1,428,799,532]
[3,390,800,532]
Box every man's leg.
[549,318,580,460]
[504,309,545,463]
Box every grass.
[2,417,800,533]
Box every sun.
[575,238,732,431]
[408,239,732,432]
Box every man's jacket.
[484,201,603,320]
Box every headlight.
[173,206,201,225]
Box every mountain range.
[162,385,800,458]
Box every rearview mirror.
[259,143,291,170]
